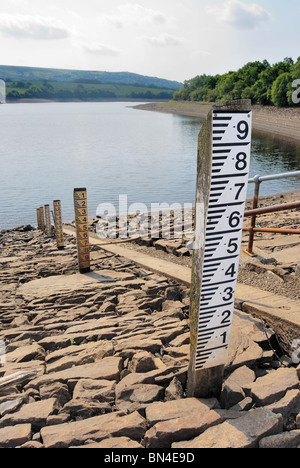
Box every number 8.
[235,152,247,171]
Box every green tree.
[172,57,298,106]
[6,89,20,99]
[271,72,292,107]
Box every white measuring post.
[0,80,6,104]
[53,200,65,249]
[187,99,252,398]
[73,188,91,273]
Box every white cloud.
[0,13,70,39]
[207,0,271,29]
[105,3,167,28]
[143,33,184,47]
[81,41,120,57]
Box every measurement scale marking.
[211,173,248,180]
[192,109,252,373]
[213,149,231,154]
[198,323,231,337]
[213,116,232,120]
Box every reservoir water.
[0,101,299,230]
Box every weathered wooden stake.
[53,200,65,249]
[40,206,45,232]
[73,188,91,273]
[187,99,252,398]
[44,204,52,237]
[37,208,42,230]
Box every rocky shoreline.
[0,189,299,448]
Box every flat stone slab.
[0,398,60,429]
[40,411,146,448]
[145,398,218,426]
[242,367,299,406]
[172,408,283,449]
[0,424,32,448]
[26,357,123,390]
[16,270,135,300]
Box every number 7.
[234,183,245,200]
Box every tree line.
[173,57,300,107]
[5,80,174,101]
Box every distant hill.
[0,65,182,89]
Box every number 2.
[221,310,231,324]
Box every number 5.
[227,238,238,254]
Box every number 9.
[237,121,249,140]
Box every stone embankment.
[0,212,299,448]
[133,101,300,143]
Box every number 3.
[222,287,233,301]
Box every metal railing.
[244,171,300,254]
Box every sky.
[0,0,299,83]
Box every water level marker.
[187,99,252,398]
[53,200,65,249]
[44,204,52,237]
[73,188,91,273]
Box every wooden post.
[40,206,45,232]
[53,200,65,250]
[73,188,91,273]
[44,204,52,237]
[37,208,42,230]
[187,99,252,398]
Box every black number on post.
[220,331,227,344]
[225,263,237,278]
[227,238,238,254]
[234,182,245,199]
[228,211,241,228]
[222,287,234,301]
[221,310,231,324]
[235,152,247,170]
[237,121,249,140]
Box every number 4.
[225,263,237,278]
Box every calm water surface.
[0,101,299,229]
